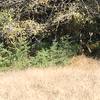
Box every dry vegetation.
[0,0,99,68]
[0,55,100,100]
[0,0,100,99]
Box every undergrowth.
[0,0,99,70]
[0,36,79,70]
[30,37,79,67]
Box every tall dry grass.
[0,55,100,100]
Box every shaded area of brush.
[0,0,100,68]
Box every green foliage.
[0,43,12,67]
[31,37,79,67]
[0,37,31,69]
[9,37,31,69]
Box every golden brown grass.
[0,55,100,100]
[70,55,100,70]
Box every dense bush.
[0,37,30,68]
[0,43,12,67]
[31,37,79,67]
[0,0,99,69]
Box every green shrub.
[0,36,31,69]
[0,43,13,67]
[10,37,31,69]
[31,37,79,67]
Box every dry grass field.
[0,55,100,100]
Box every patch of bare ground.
[0,55,100,100]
